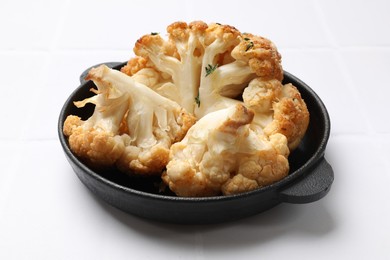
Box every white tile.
[0,140,19,197]
[281,49,370,134]
[317,0,390,46]
[0,0,66,50]
[186,0,331,48]
[57,0,189,50]
[375,133,390,174]
[340,49,390,133]
[57,0,330,51]
[320,136,390,258]
[0,141,18,170]
[1,133,390,259]
[0,140,208,258]
[0,140,106,257]
[0,53,48,140]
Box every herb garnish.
[151,32,159,35]
[195,93,201,107]
[245,41,254,51]
[205,64,218,77]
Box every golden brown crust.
[221,174,259,195]
[188,20,208,32]
[264,84,310,150]
[203,23,241,47]
[218,104,254,134]
[232,34,283,81]
[117,144,170,176]
[120,56,150,76]
[63,115,82,136]
[66,127,125,166]
[167,21,189,41]
[174,109,197,142]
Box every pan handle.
[79,62,124,85]
[279,157,334,204]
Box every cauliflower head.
[64,21,310,196]
[162,104,289,197]
[63,65,196,175]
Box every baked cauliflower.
[64,21,309,196]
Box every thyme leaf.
[195,93,201,107]
[205,64,218,77]
[245,41,254,51]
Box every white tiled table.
[1,0,389,259]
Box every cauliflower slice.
[64,65,196,175]
[130,22,205,114]
[162,104,289,197]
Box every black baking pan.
[58,62,334,224]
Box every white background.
[1,0,390,259]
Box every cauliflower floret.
[162,104,289,197]
[264,83,310,150]
[231,33,283,81]
[243,79,310,150]
[64,65,195,175]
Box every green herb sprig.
[195,93,201,107]
[205,64,218,77]
[245,41,254,51]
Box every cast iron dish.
[58,62,334,224]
